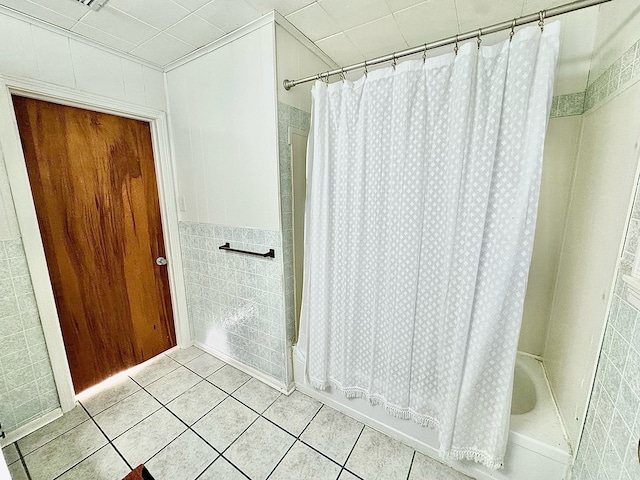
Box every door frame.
[0,75,191,412]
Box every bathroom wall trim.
[0,73,191,412]
[1,408,62,446]
[194,341,295,395]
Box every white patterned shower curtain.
[296,23,560,469]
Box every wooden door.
[13,96,176,393]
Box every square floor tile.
[23,420,107,480]
[80,376,141,416]
[2,443,19,465]
[199,456,247,480]
[192,397,258,451]
[113,408,186,467]
[167,346,205,365]
[166,380,227,425]
[270,441,341,480]
[93,389,161,439]
[264,390,322,436]
[18,406,89,455]
[206,365,251,393]
[409,452,473,479]
[232,378,281,413]
[146,430,217,480]
[300,406,363,465]
[56,445,129,480]
[225,417,295,480]
[345,427,414,480]
[129,354,181,387]
[8,461,29,480]
[145,366,201,404]
[184,352,225,377]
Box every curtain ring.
[454,34,459,55]
[340,67,345,82]
[538,10,545,32]
[324,71,330,83]
[364,61,368,77]
[422,44,427,63]
[477,28,482,49]
[510,19,516,41]
[392,53,397,70]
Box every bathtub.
[292,350,572,480]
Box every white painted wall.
[275,23,333,113]
[543,0,640,448]
[0,11,167,239]
[544,82,640,446]
[519,115,582,355]
[166,24,280,231]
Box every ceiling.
[0,0,600,93]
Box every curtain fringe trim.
[309,377,505,470]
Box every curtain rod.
[283,0,612,90]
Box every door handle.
[156,256,168,266]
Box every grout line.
[341,423,366,474]
[406,450,416,480]
[80,403,133,471]
[48,405,131,479]
[14,443,33,480]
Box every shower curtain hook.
[392,53,397,70]
[364,61,368,77]
[510,19,516,41]
[538,10,545,31]
[340,67,345,82]
[477,28,482,49]
[323,71,330,83]
[454,35,459,55]
[422,44,427,63]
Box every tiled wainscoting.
[572,188,640,479]
[277,102,311,346]
[2,346,472,480]
[550,37,640,119]
[0,238,59,434]
[178,222,287,383]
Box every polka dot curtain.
[297,23,561,469]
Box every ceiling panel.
[197,0,261,32]
[81,6,159,46]
[0,0,79,29]
[345,15,408,59]
[285,2,341,42]
[455,0,524,31]
[318,0,392,31]
[167,14,225,47]
[108,0,190,30]
[393,0,459,46]
[131,32,194,65]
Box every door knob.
[156,256,168,266]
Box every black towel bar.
[219,242,275,258]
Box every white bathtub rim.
[292,347,571,471]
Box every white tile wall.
[573,186,640,480]
[0,239,59,434]
[179,222,287,382]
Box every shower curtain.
[297,23,560,469]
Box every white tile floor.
[2,347,474,480]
